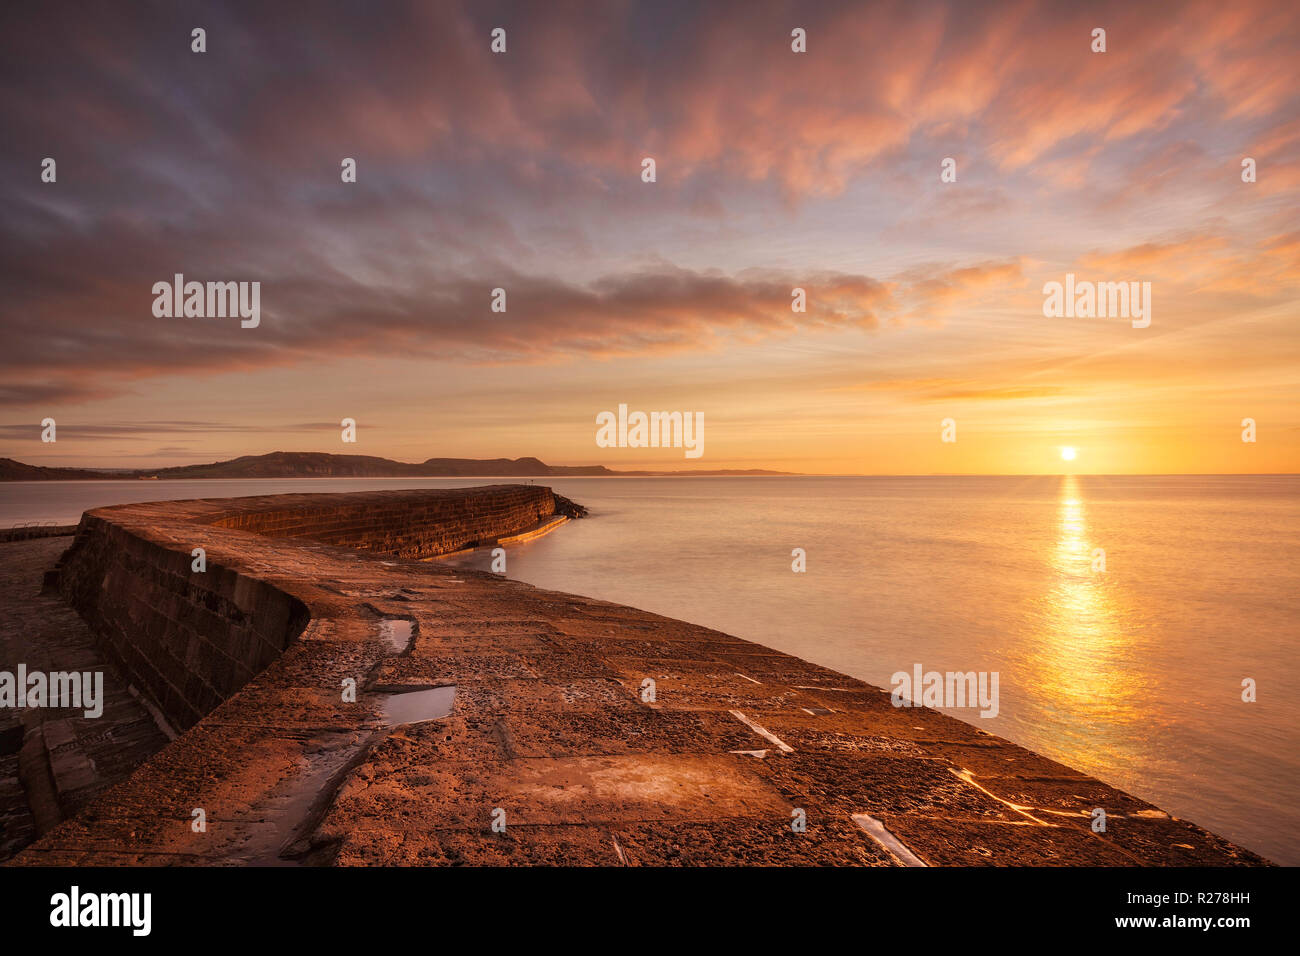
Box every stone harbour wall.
[51,486,561,730]
[207,485,557,558]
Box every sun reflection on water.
[1031,477,1142,742]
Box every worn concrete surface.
[2,489,1271,866]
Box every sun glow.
[1061,447,1077,462]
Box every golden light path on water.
[1027,475,1150,768]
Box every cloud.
[1078,235,1231,274]
[1,0,1297,419]
[0,420,363,439]
[6,1,1297,200]
[0,258,897,394]
[0,237,1038,404]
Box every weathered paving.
[4,486,1269,866]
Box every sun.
[1060,446,1077,462]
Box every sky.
[1,0,1297,474]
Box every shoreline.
[3,486,1271,866]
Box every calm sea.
[2,474,1296,864]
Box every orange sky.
[1,0,1297,474]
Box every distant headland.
[0,451,794,481]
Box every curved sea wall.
[205,485,563,558]
[11,485,1268,867]
[51,486,562,731]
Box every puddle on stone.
[380,686,456,725]
[234,729,369,866]
[378,618,413,654]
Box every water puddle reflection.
[378,618,413,654]
[379,685,456,725]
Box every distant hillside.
[1,451,790,481]
[145,452,604,479]
[0,458,121,481]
